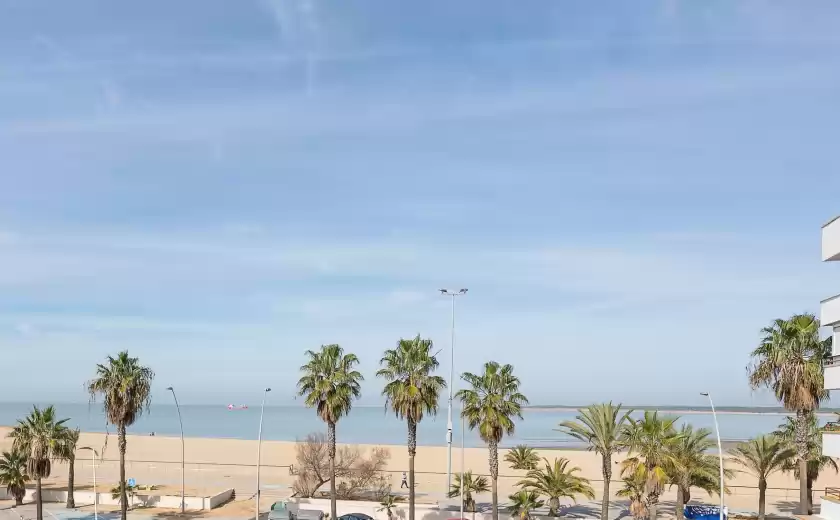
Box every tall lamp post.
[79,447,98,520]
[701,392,725,520]
[256,388,272,520]
[460,414,465,520]
[440,288,467,492]
[166,386,186,513]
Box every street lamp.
[440,288,467,492]
[460,414,465,520]
[701,392,725,520]
[166,386,186,513]
[79,447,98,520]
[256,388,272,520]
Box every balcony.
[823,295,840,328]
[825,356,840,390]
[824,216,840,261]
[824,425,840,458]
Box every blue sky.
[1,0,840,406]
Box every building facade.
[822,216,840,518]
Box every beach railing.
[826,487,840,500]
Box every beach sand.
[0,427,836,517]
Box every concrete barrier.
[0,488,234,511]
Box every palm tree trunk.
[601,454,611,520]
[67,454,76,508]
[328,421,337,520]
[675,487,685,520]
[795,409,809,515]
[758,479,766,520]
[119,424,128,520]
[36,476,43,520]
[807,474,814,515]
[408,418,417,520]
[489,441,499,520]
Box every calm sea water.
[0,402,823,448]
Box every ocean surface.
[0,402,828,449]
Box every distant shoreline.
[526,406,840,416]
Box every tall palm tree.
[558,402,631,520]
[61,428,80,508]
[773,412,838,514]
[616,474,647,520]
[665,425,725,520]
[620,411,679,520]
[457,362,529,520]
[729,435,794,520]
[747,313,831,515]
[298,344,363,520]
[507,490,544,520]
[87,351,154,520]
[505,446,540,471]
[517,457,595,516]
[0,450,29,506]
[377,335,446,520]
[448,471,491,520]
[7,406,70,520]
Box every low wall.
[293,498,497,520]
[0,488,234,511]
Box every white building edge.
[822,216,840,518]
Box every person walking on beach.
[400,472,408,489]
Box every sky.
[1,0,840,407]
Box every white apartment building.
[822,216,840,517]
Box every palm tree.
[61,428,80,508]
[773,412,838,514]
[747,313,831,515]
[111,481,139,509]
[87,351,154,520]
[665,425,724,520]
[298,344,363,520]
[377,494,404,520]
[729,435,794,520]
[558,402,631,520]
[505,446,540,471]
[449,471,491,520]
[7,406,70,520]
[377,335,446,520]
[0,450,29,506]
[507,490,544,520]
[620,411,679,520]
[457,362,529,520]
[517,457,595,516]
[616,474,648,520]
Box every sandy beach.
[1,426,837,517]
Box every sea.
[0,402,830,449]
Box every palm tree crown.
[620,411,679,520]
[517,457,595,516]
[87,351,155,427]
[448,471,490,513]
[665,425,723,520]
[298,344,363,424]
[507,490,544,520]
[8,406,69,481]
[0,450,29,505]
[505,445,540,471]
[378,335,446,425]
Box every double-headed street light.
[440,288,467,492]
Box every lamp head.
[700,392,709,396]
[265,387,272,392]
[166,386,173,391]
[459,288,468,294]
[439,289,448,294]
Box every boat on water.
[227,404,248,410]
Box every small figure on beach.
[400,472,408,489]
